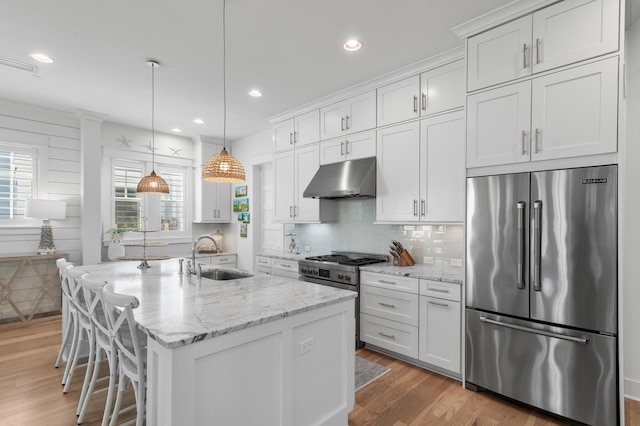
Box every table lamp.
[212,230,224,253]
[25,199,67,254]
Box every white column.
[77,110,108,265]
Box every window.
[160,172,184,231]
[0,145,35,220]
[114,165,142,230]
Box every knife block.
[393,249,415,266]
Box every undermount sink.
[200,269,253,281]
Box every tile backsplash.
[284,199,463,267]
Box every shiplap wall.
[0,100,82,264]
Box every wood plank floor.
[0,316,638,425]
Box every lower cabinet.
[270,258,300,280]
[360,271,461,376]
[201,254,237,268]
[256,255,272,274]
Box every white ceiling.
[1,0,514,141]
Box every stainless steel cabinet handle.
[289,132,294,145]
[480,316,588,344]
[516,201,526,290]
[341,116,345,131]
[413,95,418,113]
[293,205,297,218]
[428,300,449,308]
[421,199,425,216]
[535,129,540,153]
[293,131,298,144]
[521,130,527,155]
[289,206,293,218]
[345,140,349,154]
[523,43,528,68]
[378,331,396,339]
[536,38,541,64]
[345,115,350,130]
[378,302,396,308]
[341,141,344,156]
[378,280,396,285]
[278,263,291,268]
[428,288,449,293]
[533,200,542,292]
[413,200,418,216]
[421,93,427,111]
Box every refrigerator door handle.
[517,201,526,289]
[479,316,589,344]
[533,200,542,291]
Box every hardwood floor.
[0,316,637,425]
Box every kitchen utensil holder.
[393,249,415,266]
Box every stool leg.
[76,327,96,415]
[63,319,82,393]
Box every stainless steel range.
[299,251,388,347]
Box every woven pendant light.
[137,60,170,194]
[202,0,245,183]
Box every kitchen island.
[80,260,356,426]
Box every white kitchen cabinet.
[273,109,320,152]
[360,272,419,358]
[467,0,620,91]
[194,140,232,223]
[271,258,299,279]
[200,254,237,268]
[319,130,376,165]
[320,91,376,140]
[418,279,461,374]
[467,57,618,168]
[376,111,465,223]
[256,255,272,274]
[272,144,335,223]
[377,60,465,127]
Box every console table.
[0,252,68,323]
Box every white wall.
[0,100,82,263]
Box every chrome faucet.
[191,235,219,275]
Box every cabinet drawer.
[256,256,272,268]
[361,285,419,326]
[360,271,419,294]
[361,313,419,358]
[256,266,271,274]
[271,259,298,272]
[209,255,237,266]
[419,280,461,302]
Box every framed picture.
[239,212,250,223]
[235,185,247,198]
[240,224,247,238]
[233,197,249,212]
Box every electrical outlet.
[451,258,463,267]
[304,246,311,252]
[299,337,314,355]
[423,256,434,265]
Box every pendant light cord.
[151,62,156,169]
[222,0,227,150]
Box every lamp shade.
[202,148,246,183]
[25,199,67,220]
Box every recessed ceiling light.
[171,128,183,133]
[193,118,205,124]
[248,90,262,97]
[30,53,53,64]
[343,40,362,52]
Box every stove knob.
[345,275,351,281]
[337,273,344,280]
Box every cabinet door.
[531,57,618,161]
[273,119,295,151]
[319,137,345,165]
[215,183,231,222]
[293,144,321,222]
[294,110,320,146]
[377,75,420,127]
[273,150,295,222]
[376,122,420,222]
[320,102,346,140]
[532,0,619,74]
[467,16,532,91]
[345,91,377,134]
[420,111,465,222]
[467,81,532,168]
[420,59,465,116]
[345,130,376,161]
[419,296,461,374]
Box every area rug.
[355,355,390,391]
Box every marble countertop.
[80,260,356,349]
[257,251,308,261]
[359,262,464,284]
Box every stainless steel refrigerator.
[465,165,618,425]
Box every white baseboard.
[624,377,640,401]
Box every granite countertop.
[80,260,356,349]
[359,261,464,284]
[257,251,308,261]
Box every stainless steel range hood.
[303,157,376,199]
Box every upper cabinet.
[467,57,618,168]
[194,141,232,223]
[319,130,376,165]
[377,60,465,127]
[273,109,320,152]
[320,91,376,140]
[467,0,620,92]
